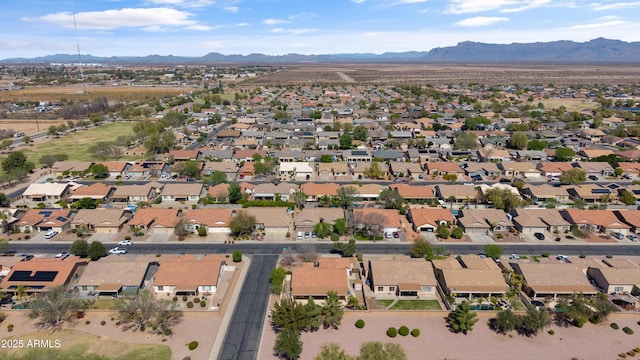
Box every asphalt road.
[217,254,277,360]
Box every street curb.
[209,254,252,360]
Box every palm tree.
[318,195,332,208]
[0,209,11,234]
[448,196,457,210]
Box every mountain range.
[3,38,640,65]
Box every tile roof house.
[353,208,401,235]
[317,162,350,180]
[184,208,234,234]
[15,208,73,232]
[366,257,438,299]
[160,183,206,202]
[587,263,640,296]
[425,162,464,175]
[511,262,597,300]
[97,161,130,177]
[352,162,390,181]
[76,258,154,297]
[389,184,437,201]
[510,208,571,234]
[561,209,631,235]
[616,162,640,177]
[289,257,351,303]
[252,183,299,201]
[51,161,94,177]
[1,257,87,294]
[168,149,201,161]
[498,161,541,178]
[432,256,508,299]
[573,161,614,176]
[536,162,574,177]
[614,210,640,233]
[70,208,130,233]
[111,183,163,203]
[457,209,513,234]
[521,184,571,204]
[242,207,291,231]
[278,162,315,181]
[408,207,455,232]
[152,254,228,296]
[389,162,424,180]
[293,207,344,233]
[567,184,616,203]
[68,182,115,201]
[435,184,479,204]
[129,208,182,234]
[202,162,239,180]
[300,183,340,202]
[21,183,72,204]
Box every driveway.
[466,233,495,244]
[88,233,119,244]
[145,233,175,243]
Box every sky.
[2,0,640,58]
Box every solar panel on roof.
[352,150,368,156]
[632,190,640,195]
[608,184,620,189]
[591,189,611,194]
[38,211,52,217]
[8,270,58,282]
[56,216,68,222]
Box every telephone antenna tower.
[71,0,86,92]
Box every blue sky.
[2,0,640,58]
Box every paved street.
[217,254,277,360]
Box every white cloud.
[224,6,239,13]
[263,18,289,26]
[35,8,205,31]
[591,1,640,10]
[564,16,628,30]
[236,22,249,26]
[445,0,555,14]
[271,28,318,34]
[144,0,215,8]
[455,16,509,27]
[500,0,551,12]
[352,0,366,3]
[391,0,429,4]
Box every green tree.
[294,191,307,209]
[322,291,344,329]
[508,132,529,150]
[228,183,243,204]
[451,227,464,239]
[274,328,303,360]
[333,218,347,235]
[527,139,548,150]
[229,210,256,237]
[319,154,333,163]
[378,189,404,210]
[447,300,478,334]
[337,185,359,209]
[411,238,433,259]
[270,267,287,294]
[29,285,86,328]
[2,151,34,173]
[555,147,576,161]
[490,309,521,334]
[559,168,586,185]
[484,244,503,260]
[87,241,107,261]
[359,342,407,360]
[70,240,89,258]
[72,197,98,209]
[271,297,311,332]
[206,171,228,185]
[88,163,109,178]
[518,307,552,336]
[182,160,202,177]
[116,290,181,333]
[303,297,322,332]
[0,238,8,255]
[436,225,450,239]
[442,173,458,183]
[314,221,332,239]
[619,190,637,205]
[364,161,383,179]
[614,168,623,177]
[353,126,368,142]
[453,132,478,150]
[314,343,355,360]
[484,188,522,211]
[339,133,353,149]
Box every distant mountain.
[3,38,640,64]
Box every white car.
[509,254,521,260]
[109,247,128,255]
[44,230,59,239]
[118,240,132,246]
[628,234,638,242]
[55,251,69,259]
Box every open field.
[18,122,143,166]
[0,84,198,103]
[244,63,640,86]
[0,119,68,135]
[1,329,171,360]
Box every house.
[97,161,130,178]
[432,256,508,299]
[521,184,571,204]
[573,162,614,177]
[367,257,438,299]
[463,162,501,179]
[389,184,437,202]
[577,128,606,143]
[233,149,266,162]
[252,183,299,201]
[477,183,521,205]
[317,162,350,180]
[408,207,455,232]
[21,183,72,203]
[1,257,87,294]
[242,207,291,234]
[111,183,163,203]
[350,184,383,201]
[616,162,640,177]
[51,161,93,177]
[128,208,182,234]
[537,162,574,177]
[68,183,115,202]
[300,183,339,202]
[76,258,154,297]
[561,209,631,235]
[14,208,73,232]
[588,262,640,295]
[153,254,228,296]
[351,162,390,180]
[511,262,597,300]
[578,148,614,161]
[342,149,372,163]
[353,208,401,235]
[435,185,478,206]
[238,162,256,180]
[278,162,315,181]
[126,161,169,176]
[498,161,541,178]
[70,208,129,233]
[290,257,351,304]
[615,210,640,233]
[184,208,234,234]
[0,208,24,234]
[202,162,238,180]
[567,184,616,203]
[457,209,512,234]
[206,183,254,202]
[160,183,206,202]
[477,148,511,162]
[293,207,344,233]
[510,209,571,234]
[0,255,27,277]
[169,149,201,161]
[389,162,424,180]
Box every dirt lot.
[260,311,640,360]
[0,84,197,103]
[0,119,67,135]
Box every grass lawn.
[376,300,394,307]
[392,300,442,310]
[20,122,144,166]
[89,299,120,310]
[2,329,171,360]
[511,300,527,311]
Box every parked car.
[614,232,625,240]
[304,232,310,239]
[44,230,59,239]
[534,232,545,240]
[118,240,132,246]
[55,251,69,259]
[628,234,638,242]
[392,231,400,238]
[509,254,520,260]
[623,173,633,179]
[556,255,569,262]
[109,247,128,255]
[385,232,392,239]
[311,231,317,238]
[588,175,598,181]
[297,232,303,240]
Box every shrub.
[579,254,586,259]
[606,254,613,259]
[183,296,188,302]
[85,320,91,325]
[623,327,634,334]
[124,235,131,240]
[7,324,14,332]
[188,341,199,350]
[0,312,5,323]
[611,322,620,330]
[496,233,503,239]
[330,233,339,242]
[193,298,200,303]
[232,250,242,262]
[100,320,106,326]
[386,327,397,338]
[542,252,549,258]
[411,328,420,337]
[76,311,85,319]
[198,226,207,236]
[398,326,409,336]
[25,235,30,240]
[355,319,365,329]
[156,253,162,257]
[173,297,178,302]
[186,302,193,309]
[200,301,206,308]
[548,329,555,335]
[191,204,197,209]
[620,353,628,358]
